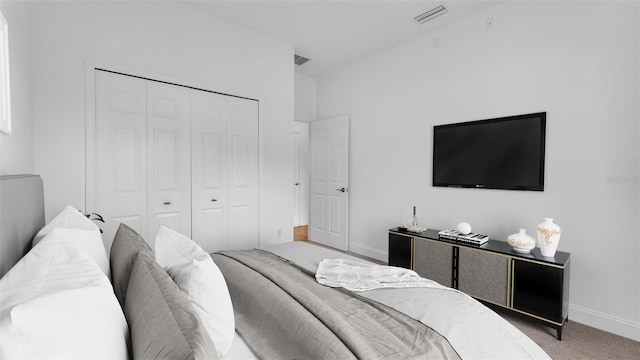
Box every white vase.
[536,218,562,257]
[507,229,536,254]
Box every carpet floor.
[498,309,640,359]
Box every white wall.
[294,72,316,122]
[317,1,639,340]
[28,1,294,247]
[0,1,32,175]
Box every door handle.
[294,182,300,186]
[336,187,347,193]
[211,199,217,202]
[163,201,172,205]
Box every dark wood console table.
[389,228,571,340]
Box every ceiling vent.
[294,54,310,66]
[414,5,448,24]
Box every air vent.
[294,54,310,66]
[414,5,448,24]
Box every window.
[0,11,10,134]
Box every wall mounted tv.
[433,112,546,191]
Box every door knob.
[294,182,300,186]
[336,187,347,193]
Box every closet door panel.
[231,136,250,187]
[202,208,225,252]
[152,129,180,189]
[191,90,228,252]
[95,71,147,250]
[154,212,180,235]
[147,81,191,244]
[203,134,224,188]
[230,205,252,250]
[228,98,259,250]
[113,127,141,192]
[112,215,143,238]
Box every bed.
[0,174,550,359]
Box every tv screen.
[433,112,546,191]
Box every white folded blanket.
[315,258,444,292]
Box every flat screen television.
[433,112,546,191]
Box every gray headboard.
[0,174,45,278]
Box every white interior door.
[95,71,148,250]
[191,89,228,252]
[146,81,191,244]
[309,115,349,251]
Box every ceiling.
[184,1,506,78]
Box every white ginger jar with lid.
[507,229,536,254]
[536,218,562,257]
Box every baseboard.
[348,241,387,263]
[569,303,640,341]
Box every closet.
[91,70,258,253]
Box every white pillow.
[154,226,235,357]
[0,286,129,359]
[0,230,111,309]
[32,205,110,278]
[0,235,129,359]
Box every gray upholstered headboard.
[0,174,45,278]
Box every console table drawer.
[414,239,453,288]
[458,247,510,307]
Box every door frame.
[293,120,310,227]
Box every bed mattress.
[218,241,550,360]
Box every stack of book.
[438,229,489,245]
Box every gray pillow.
[124,253,218,360]
[110,223,154,307]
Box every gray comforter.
[212,250,461,360]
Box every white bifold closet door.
[93,70,258,252]
[225,96,259,251]
[146,81,191,242]
[191,89,259,253]
[95,71,149,249]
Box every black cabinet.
[389,228,571,340]
[513,260,569,323]
[388,233,412,268]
